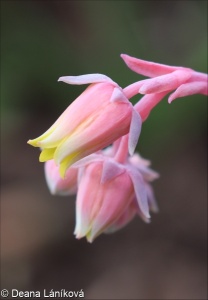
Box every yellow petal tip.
[27,139,39,147]
[58,153,79,179]
[59,164,67,179]
[39,148,56,162]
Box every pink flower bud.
[73,152,151,242]
[74,161,135,242]
[44,160,77,195]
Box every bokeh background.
[1,1,207,299]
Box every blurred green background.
[1,1,207,299]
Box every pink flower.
[121,54,208,102]
[74,162,134,242]
[44,160,77,195]
[28,74,142,178]
[73,152,153,242]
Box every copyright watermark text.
[1,289,84,298]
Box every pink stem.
[114,91,169,163]
[114,135,129,163]
[191,71,208,82]
[135,91,169,121]
[115,69,207,163]
[123,80,146,99]
[112,138,122,155]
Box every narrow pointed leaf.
[58,74,117,85]
[139,70,192,94]
[168,81,208,103]
[120,54,189,77]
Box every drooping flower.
[75,162,134,242]
[73,152,152,242]
[28,74,142,178]
[44,160,77,195]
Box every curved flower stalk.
[28,74,142,177]
[44,160,77,195]
[121,54,208,101]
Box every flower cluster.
[28,54,207,242]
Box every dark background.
[1,1,207,299]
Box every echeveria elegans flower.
[28,74,141,178]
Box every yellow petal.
[27,139,40,147]
[27,128,56,147]
[59,152,80,178]
[39,148,56,162]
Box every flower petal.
[59,153,80,178]
[104,199,137,234]
[39,148,56,162]
[137,165,160,182]
[145,184,159,213]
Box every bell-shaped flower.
[28,74,142,178]
[44,160,77,195]
[73,153,150,242]
[121,54,208,101]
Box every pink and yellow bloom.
[28,74,141,178]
